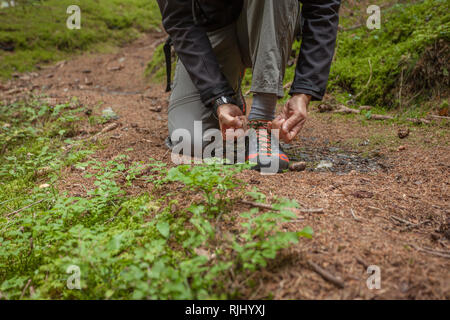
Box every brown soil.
[1,31,449,300]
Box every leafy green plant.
[1,99,313,300]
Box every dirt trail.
[2,31,449,299]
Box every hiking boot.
[246,120,290,174]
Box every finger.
[282,112,304,134]
[284,119,306,143]
[271,116,285,131]
[222,113,243,128]
[238,116,248,130]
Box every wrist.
[292,93,312,104]
[211,96,237,116]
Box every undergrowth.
[0,98,312,299]
[146,0,449,112]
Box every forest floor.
[1,31,449,299]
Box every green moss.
[0,0,161,78]
[328,0,450,108]
[145,43,167,81]
[145,0,449,112]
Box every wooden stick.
[239,200,324,214]
[355,257,368,269]
[369,114,394,121]
[6,199,46,218]
[405,117,431,125]
[307,260,345,289]
[328,106,433,125]
[333,105,360,114]
[410,244,450,259]
[391,216,431,230]
[391,215,415,226]
[350,208,362,222]
[428,115,450,121]
[20,279,32,300]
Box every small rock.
[150,105,162,112]
[317,160,333,169]
[317,104,333,113]
[289,161,307,172]
[36,167,52,177]
[398,128,410,139]
[430,233,440,241]
[102,107,119,120]
[39,183,51,189]
[108,65,124,72]
[2,123,11,129]
[398,145,407,151]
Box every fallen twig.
[350,208,362,222]
[307,260,345,289]
[20,279,32,300]
[239,200,324,214]
[6,199,47,218]
[390,216,431,230]
[391,215,416,226]
[428,115,450,121]
[355,257,368,269]
[369,114,394,121]
[405,117,431,125]
[333,105,360,115]
[410,244,450,259]
[338,23,363,32]
[330,108,432,125]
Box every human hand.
[217,104,247,140]
[271,94,310,143]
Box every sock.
[248,92,277,121]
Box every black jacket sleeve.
[290,0,341,101]
[156,0,235,107]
